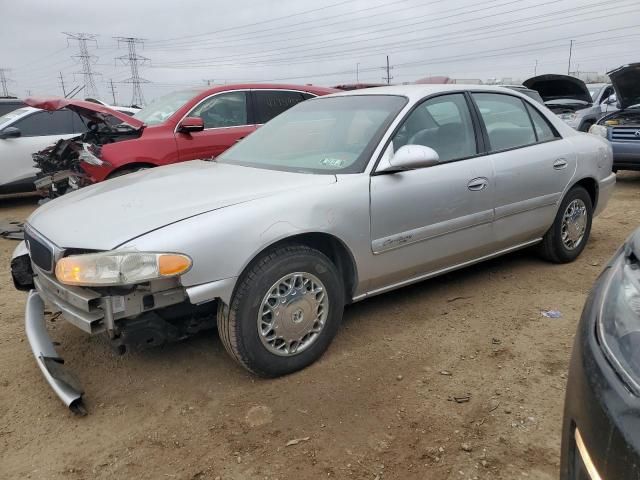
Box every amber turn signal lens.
[158,254,192,276]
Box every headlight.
[55,250,192,286]
[588,124,608,138]
[559,112,577,121]
[598,244,640,393]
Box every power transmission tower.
[0,68,11,97]
[64,32,100,98]
[381,55,394,85]
[59,71,67,96]
[115,36,150,107]
[108,79,118,105]
[567,40,574,75]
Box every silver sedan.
[12,84,615,412]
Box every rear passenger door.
[251,90,311,125]
[471,92,575,247]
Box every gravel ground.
[1,172,639,480]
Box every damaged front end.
[24,97,144,198]
[33,123,141,198]
[12,225,216,414]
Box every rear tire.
[218,244,344,377]
[538,186,593,263]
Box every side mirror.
[378,145,440,173]
[603,94,617,105]
[0,127,21,139]
[177,117,205,134]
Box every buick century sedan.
[12,84,615,412]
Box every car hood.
[27,161,336,250]
[24,97,144,129]
[607,63,640,110]
[523,75,592,104]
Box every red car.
[27,84,336,193]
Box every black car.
[561,228,640,479]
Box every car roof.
[197,83,339,96]
[324,83,533,101]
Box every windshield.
[589,87,603,100]
[133,89,202,126]
[217,95,407,174]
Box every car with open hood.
[590,63,640,172]
[11,84,615,413]
[524,74,609,131]
[0,104,93,194]
[28,84,337,197]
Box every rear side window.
[472,93,536,152]
[12,109,76,137]
[253,90,306,124]
[525,103,559,142]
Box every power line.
[64,32,101,98]
[115,36,150,107]
[109,79,117,105]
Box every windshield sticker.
[320,157,344,168]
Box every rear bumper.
[25,290,85,414]
[594,172,616,217]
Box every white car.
[0,107,87,194]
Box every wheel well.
[107,162,156,178]
[572,177,598,209]
[243,233,358,303]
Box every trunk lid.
[523,74,592,104]
[24,97,144,129]
[27,161,336,250]
[607,63,640,110]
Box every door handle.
[553,158,568,170]
[467,177,489,191]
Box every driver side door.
[368,93,496,290]
[175,90,256,161]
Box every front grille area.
[24,229,54,273]
[611,127,640,142]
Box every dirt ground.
[1,173,639,480]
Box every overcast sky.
[2,0,639,105]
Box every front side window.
[189,91,248,129]
[392,93,477,162]
[254,90,307,124]
[12,109,76,137]
[473,93,536,152]
[217,95,407,174]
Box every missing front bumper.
[25,290,85,415]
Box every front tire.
[218,245,345,377]
[539,186,593,263]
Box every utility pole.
[356,63,360,83]
[534,59,538,76]
[381,55,394,85]
[59,71,67,97]
[109,79,117,105]
[0,68,10,97]
[203,79,215,86]
[26,89,32,96]
[64,32,100,98]
[567,40,574,75]
[115,36,150,107]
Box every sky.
[1,0,639,105]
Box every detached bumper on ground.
[25,290,85,414]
